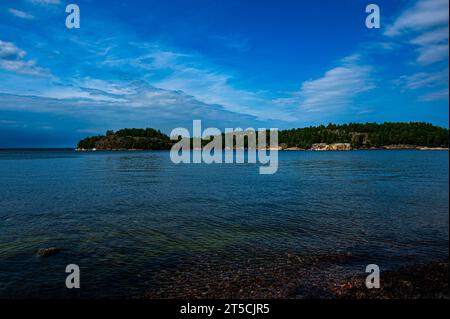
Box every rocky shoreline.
[77,124,449,151]
[142,248,448,299]
[280,143,449,151]
[332,262,449,299]
[75,144,449,152]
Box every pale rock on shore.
[284,147,306,151]
[310,143,352,151]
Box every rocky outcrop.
[350,132,369,147]
[310,143,352,151]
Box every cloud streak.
[396,69,449,91]
[100,43,294,121]
[0,79,271,134]
[0,40,49,76]
[419,88,449,101]
[298,63,374,111]
[8,8,35,20]
[273,55,375,116]
[385,0,449,65]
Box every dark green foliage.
[77,128,172,150]
[115,128,168,140]
[278,122,449,148]
[76,135,103,149]
[77,122,449,150]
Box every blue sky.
[0,0,448,147]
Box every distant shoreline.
[76,123,450,152]
[1,147,447,152]
[74,145,450,152]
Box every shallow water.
[0,149,448,298]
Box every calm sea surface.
[0,149,448,298]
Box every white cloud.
[0,40,26,59]
[38,86,127,102]
[410,26,449,46]
[156,64,269,118]
[274,56,375,113]
[385,0,449,65]
[396,69,449,90]
[0,59,48,76]
[0,40,49,76]
[77,78,138,96]
[416,43,449,65]
[0,80,268,132]
[396,69,449,101]
[300,65,375,111]
[101,44,293,121]
[8,8,34,19]
[0,119,17,125]
[385,0,449,36]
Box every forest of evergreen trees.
[278,122,449,149]
[77,122,449,150]
[77,128,172,150]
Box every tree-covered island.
[76,122,449,151]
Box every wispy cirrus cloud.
[385,0,449,36]
[395,68,449,102]
[0,40,26,59]
[0,0,448,146]
[385,0,449,65]
[273,55,375,115]
[396,69,449,91]
[0,79,268,134]
[8,8,35,20]
[100,43,293,122]
[298,64,374,111]
[0,119,17,125]
[0,59,48,76]
[419,88,449,101]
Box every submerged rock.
[37,247,60,257]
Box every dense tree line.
[77,122,449,150]
[278,122,449,148]
[77,128,172,150]
[77,135,104,149]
